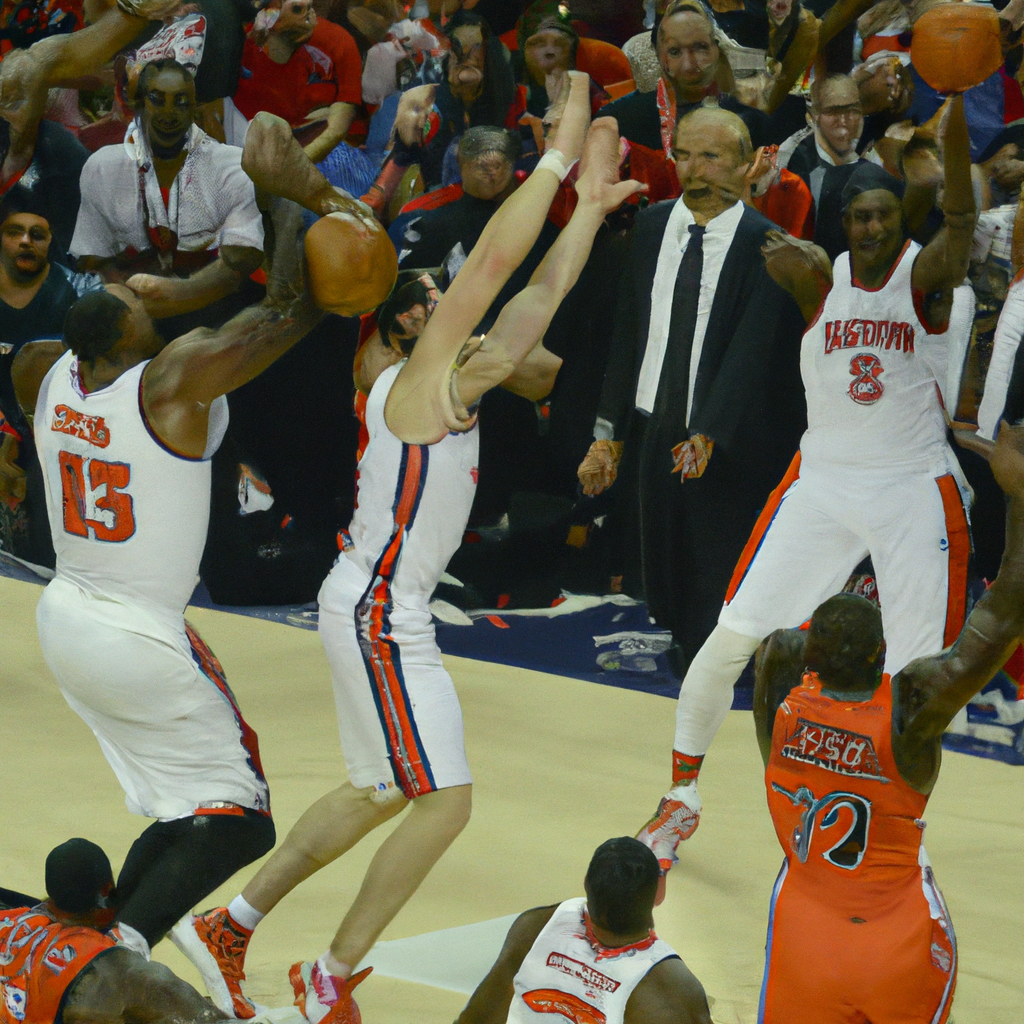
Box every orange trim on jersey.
[1013,265,1024,288]
[194,805,246,816]
[936,474,969,647]
[725,452,802,604]
[851,240,912,293]
[358,444,436,799]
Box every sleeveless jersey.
[765,672,929,915]
[0,907,116,1024]
[800,240,950,470]
[507,898,678,1024]
[35,352,227,629]
[343,361,478,600]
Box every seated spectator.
[601,0,770,201]
[0,47,88,265]
[232,0,361,164]
[70,59,264,331]
[0,197,101,567]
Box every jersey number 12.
[60,451,136,542]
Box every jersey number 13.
[60,451,136,543]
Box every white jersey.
[344,361,478,600]
[36,352,227,630]
[507,898,678,1024]
[801,241,951,470]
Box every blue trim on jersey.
[757,858,789,1024]
[731,480,799,603]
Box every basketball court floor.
[3,574,1022,1023]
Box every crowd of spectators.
[4,0,1024,681]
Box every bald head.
[676,106,753,162]
[673,106,753,223]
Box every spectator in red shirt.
[233,0,361,164]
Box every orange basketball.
[911,3,1002,94]
[304,211,398,317]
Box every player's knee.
[359,781,409,820]
[425,783,472,836]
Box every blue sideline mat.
[4,552,1021,765]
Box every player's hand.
[761,229,832,292]
[574,118,647,213]
[578,439,623,496]
[125,273,185,317]
[0,436,25,507]
[671,434,713,481]
[956,420,1024,498]
[547,70,590,167]
[393,83,437,147]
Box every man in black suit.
[579,105,805,680]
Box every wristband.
[536,148,577,183]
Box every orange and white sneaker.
[170,909,256,1019]
[636,784,703,872]
[290,960,373,1024]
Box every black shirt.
[601,87,772,151]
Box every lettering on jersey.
[823,319,915,355]
[522,989,607,1024]
[781,717,889,781]
[50,405,110,448]
[545,954,620,994]
[848,353,884,404]
[43,943,77,974]
[59,451,136,543]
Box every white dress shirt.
[634,198,745,424]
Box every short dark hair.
[64,291,129,363]
[803,593,884,690]
[458,126,521,165]
[134,58,195,110]
[376,270,443,355]
[0,193,52,231]
[584,838,660,935]
[45,839,114,914]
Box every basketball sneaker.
[169,909,256,1019]
[636,783,703,872]
[290,960,373,1024]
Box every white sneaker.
[636,784,703,871]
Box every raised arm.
[892,422,1024,770]
[455,907,555,1024]
[911,94,976,298]
[382,73,591,442]
[761,230,833,324]
[452,120,646,411]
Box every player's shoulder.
[626,955,712,1024]
[503,905,558,954]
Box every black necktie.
[655,223,706,429]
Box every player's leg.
[868,469,970,676]
[641,458,867,863]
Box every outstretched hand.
[574,118,647,213]
[546,70,591,167]
[956,420,1024,498]
[0,49,48,135]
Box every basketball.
[910,2,1002,94]
[304,211,398,317]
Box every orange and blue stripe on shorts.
[185,623,270,812]
[355,443,436,800]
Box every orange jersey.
[766,672,927,909]
[0,907,115,1024]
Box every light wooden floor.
[3,575,1022,1023]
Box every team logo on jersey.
[848,354,884,405]
[2,981,26,1021]
[522,989,606,1024]
[51,405,110,447]
[823,319,915,354]
[781,717,889,781]
[546,954,620,994]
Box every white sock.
[318,951,352,980]
[674,625,761,755]
[227,895,264,933]
[113,922,151,960]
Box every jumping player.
[639,94,977,864]
[10,115,383,970]
[456,838,711,1024]
[171,73,645,1023]
[751,419,1024,1023]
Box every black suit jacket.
[598,199,806,477]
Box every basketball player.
[751,419,1024,1023]
[9,115,384,969]
[171,73,645,1023]
[457,838,711,1024]
[639,94,977,866]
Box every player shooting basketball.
[171,73,647,1024]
